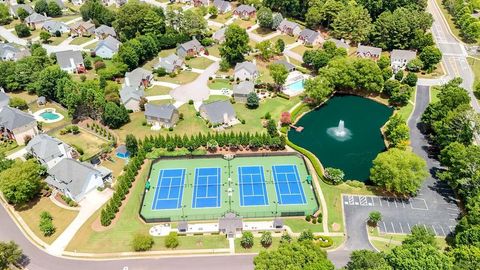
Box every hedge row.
[286,138,324,177]
[100,149,146,226]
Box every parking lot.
[342,194,459,236]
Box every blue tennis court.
[152,168,186,210]
[238,166,269,206]
[272,165,306,205]
[192,167,221,208]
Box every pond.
[288,95,393,181]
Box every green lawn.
[186,57,214,70]
[253,27,275,37]
[208,78,232,90]
[85,41,98,50]
[291,44,316,56]
[208,45,221,58]
[467,57,480,101]
[232,18,256,30]
[17,197,78,245]
[211,12,233,24]
[66,160,230,253]
[396,86,416,121]
[235,237,281,253]
[431,86,441,103]
[52,127,108,159]
[8,91,38,103]
[69,36,94,45]
[145,86,172,96]
[52,15,81,23]
[283,218,323,233]
[157,71,199,85]
[49,34,69,46]
[268,34,297,45]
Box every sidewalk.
[151,80,180,88]
[47,189,113,256]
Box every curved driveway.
[170,62,219,103]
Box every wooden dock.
[290,125,304,132]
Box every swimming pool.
[40,111,60,120]
[286,80,305,94]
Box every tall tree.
[0,241,23,270]
[220,24,250,65]
[331,4,372,44]
[0,4,11,25]
[346,250,391,270]
[0,160,45,205]
[102,102,130,128]
[257,7,273,29]
[268,63,288,89]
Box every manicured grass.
[186,57,214,70]
[52,127,108,158]
[69,36,94,45]
[431,86,441,103]
[101,155,126,178]
[208,78,232,90]
[159,48,177,58]
[291,44,315,56]
[157,71,199,84]
[16,197,78,244]
[4,19,21,29]
[268,34,297,45]
[52,15,81,23]
[467,57,480,101]
[8,91,38,103]
[0,141,19,156]
[211,12,233,24]
[115,104,211,142]
[66,160,229,253]
[85,41,98,50]
[145,86,172,96]
[49,34,69,46]
[234,237,281,253]
[369,227,448,252]
[232,18,255,29]
[253,27,274,37]
[396,86,417,121]
[208,45,221,58]
[283,218,323,233]
[204,95,229,104]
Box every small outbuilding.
[219,212,243,238]
[115,144,129,159]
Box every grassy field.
[48,34,69,46]
[17,197,78,244]
[396,87,417,121]
[232,18,255,29]
[69,36,94,45]
[66,160,229,253]
[291,44,314,57]
[52,127,108,158]
[101,155,126,178]
[211,12,233,24]
[253,27,274,37]
[8,91,38,103]
[52,15,81,23]
[208,78,232,90]
[283,218,323,233]
[145,86,172,96]
[268,35,297,45]
[208,45,221,58]
[234,237,281,253]
[369,226,448,252]
[157,71,199,85]
[186,57,214,70]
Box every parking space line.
[400,199,405,208]
[407,223,411,232]
[391,222,396,233]
[448,226,455,233]
[440,226,446,236]
[394,199,398,208]
[368,197,374,206]
[399,222,404,233]
[431,225,438,235]
[382,221,387,232]
[379,198,382,206]
[386,200,390,207]
[423,224,428,231]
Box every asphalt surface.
[0,204,254,270]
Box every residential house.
[46,158,112,202]
[298,29,322,46]
[0,91,10,108]
[102,0,127,7]
[70,21,95,37]
[193,0,209,7]
[232,81,255,103]
[199,100,237,125]
[154,54,185,74]
[391,49,417,71]
[94,25,117,40]
[328,38,349,52]
[356,45,382,61]
[9,4,34,18]
[48,0,66,10]
[274,60,295,72]
[24,13,50,29]
[277,19,302,36]
[42,21,70,35]
[0,106,38,145]
[0,43,30,61]
[212,28,226,44]
[234,61,259,81]
[120,68,153,111]
[176,39,205,58]
[55,50,85,73]
[144,103,179,128]
[94,36,121,59]
[26,134,74,169]
[213,0,232,14]
[234,5,256,19]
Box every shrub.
[39,211,55,237]
[280,232,292,243]
[154,67,167,77]
[188,99,194,105]
[94,61,106,70]
[132,233,154,251]
[368,211,382,226]
[9,97,28,110]
[15,24,30,38]
[240,231,254,248]
[314,235,333,248]
[165,232,179,249]
[298,229,314,242]
[260,231,272,248]
[72,144,84,155]
[312,217,317,224]
[324,167,345,185]
[264,112,271,119]
[305,215,311,222]
[345,180,365,188]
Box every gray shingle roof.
[0,43,19,59]
[94,25,117,38]
[234,61,258,75]
[26,134,71,164]
[0,106,36,131]
[120,86,144,103]
[200,100,236,124]
[219,212,242,235]
[391,49,417,61]
[0,92,10,107]
[233,81,254,95]
[235,4,256,14]
[274,60,295,71]
[95,36,121,53]
[55,50,84,70]
[328,38,349,49]
[277,19,300,31]
[213,0,231,13]
[25,12,50,24]
[154,54,184,73]
[213,28,226,42]
[46,158,110,201]
[71,21,95,32]
[356,45,382,57]
[42,21,70,33]
[178,39,204,52]
[144,103,177,120]
[125,67,152,88]
[298,29,319,44]
[10,4,34,17]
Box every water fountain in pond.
[327,120,352,142]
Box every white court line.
[391,222,396,233]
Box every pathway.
[170,61,220,103]
[78,37,99,49]
[46,189,113,256]
[151,80,180,88]
[0,26,27,46]
[146,95,172,101]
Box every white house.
[55,50,85,73]
[94,36,121,59]
[119,68,153,111]
[213,0,232,14]
[391,49,417,71]
[234,61,259,82]
[277,19,302,36]
[42,21,70,35]
[26,134,74,169]
[46,158,112,202]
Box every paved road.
[170,61,219,103]
[428,0,480,113]
[0,202,254,270]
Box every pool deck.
[32,108,64,123]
